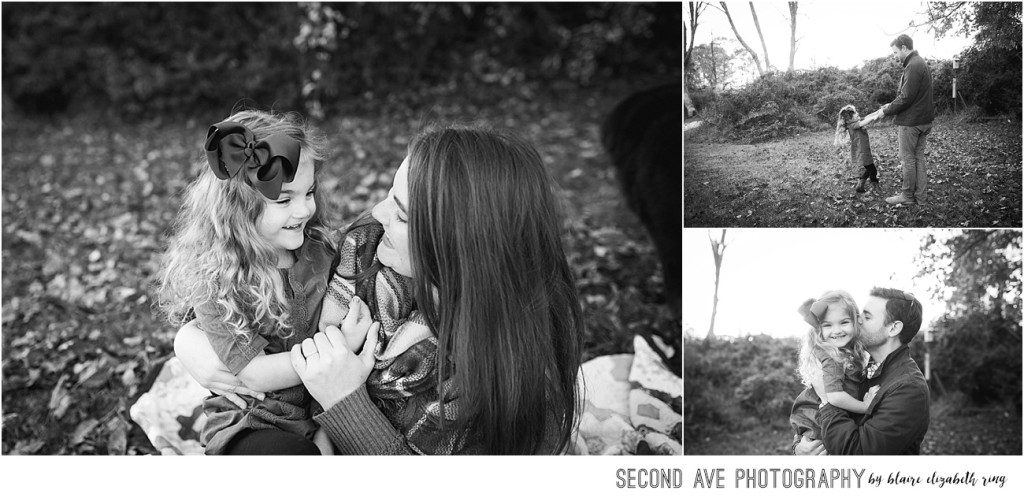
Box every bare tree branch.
[885,2,969,37]
[708,229,728,340]
[720,2,764,76]
[749,2,772,71]
[686,2,709,67]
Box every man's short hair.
[870,287,923,344]
[890,34,914,51]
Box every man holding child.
[794,287,930,455]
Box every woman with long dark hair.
[174,125,584,454]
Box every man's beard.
[857,329,886,348]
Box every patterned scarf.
[319,221,466,454]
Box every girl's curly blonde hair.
[832,104,859,148]
[157,109,333,340]
[797,290,868,388]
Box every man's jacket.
[882,50,935,126]
[817,344,930,454]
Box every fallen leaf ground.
[684,116,1022,227]
[685,408,1022,455]
[1,81,679,454]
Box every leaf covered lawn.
[684,116,1022,227]
[684,409,1022,455]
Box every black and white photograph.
[1,2,681,457]
[683,228,1022,455]
[684,1,1022,227]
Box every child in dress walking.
[834,105,884,193]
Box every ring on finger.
[301,338,318,357]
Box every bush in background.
[693,50,1011,142]
[956,46,1022,117]
[684,334,803,438]
[929,311,1023,410]
[1,3,304,116]
[1,2,681,118]
[735,369,803,423]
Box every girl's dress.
[846,119,878,183]
[197,235,334,455]
[789,347,865,440]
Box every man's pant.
[898,123,933,201]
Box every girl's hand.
[864,385,880,405]
[289,306,381,410]
[341,296,373,353]
[864,109,884,124]
[202,372,264,409]
[794,434,828,456]
[173,322,265,409]
[313,427,335,455]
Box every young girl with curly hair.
[790,290,878,441]
[157,109,374,454]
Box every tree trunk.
[686,3,707,74]
[720,2,764,76]
[788,2,798,73]
[708,229,727,340]
[711,38,718,90]
[749,2,771,72]
[684,24,689,72]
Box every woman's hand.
[289,298,381,410]
[173,321,265,409]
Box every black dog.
[601,83,681,317]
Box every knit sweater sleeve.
[314,386,567,454]
[313,386,416,455]
[883,61,923,117]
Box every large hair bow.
[205,121,301,200]
[798,299,820,328]
[798,291,847,328]
[798,297,833,329]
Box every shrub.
[929,311,1023,409]
[1,3,681,118]
[1,3,304,117]
[735,370,804,423]
[686,86,716,115]
[684,334,804,436]
[703,54,979,142]
[956,45,1023,116]
[812,88,869,123]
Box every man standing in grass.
[876,34,935,206]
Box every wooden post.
[923,328,932,381]
[952,58,959,115]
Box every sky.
[688,1,975,85]
[681,229,951,339]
